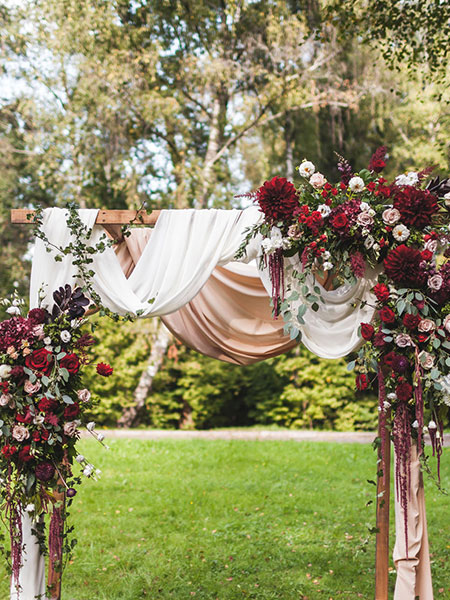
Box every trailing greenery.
[1,439,448,599]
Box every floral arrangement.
[0,285,113,593]
[237,148,450,540]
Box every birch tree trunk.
[117,319,172,427]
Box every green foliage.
[148,345,378,431]
[83,317,154,425]
[2,439,448,598]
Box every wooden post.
[10,208,161,225]
[375,411,391,600]
[47,486,66,599]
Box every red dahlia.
[255,176,299,224]
[384,245,426,288]
[393,186,438,228]
[97,362,113,377]
[373,284,390,302]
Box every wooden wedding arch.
[11,208,391,600]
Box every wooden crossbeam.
[10,208,161,225]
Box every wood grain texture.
[10,209,161,225]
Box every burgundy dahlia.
[350,251,366,278]
[384,245,426,288]
[393,187,438,228]
[96,362,113,377]
[27,308,47,324]
[35,462,55,482]
[392,354,410,374]
[255,176,299,224]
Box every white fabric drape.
[31,207,263,317]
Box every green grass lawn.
[1,440,449,599]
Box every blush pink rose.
[24,380,41,395]
[418,319,436,333]
[382,208,401,225]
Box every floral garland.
[0,285,113,595]
[238,148,450,542]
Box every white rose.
[298,160,315,178]
[382,208,401,225]
[383,401,391,410]
[309,172,327,189]
[60,330,71,343]
[43,337,52,346]
[348,176,365,193]
[12,425,30,442]
[6,306,20,316]
[392,224,410,241]
[419,351,434,370]
[33,415,45,426]
[0,365,12,379]
[357,212,374,227]
[317,204,331,218]
[360,202,371,211]
[428,274,443,291]
[364,235,375,250]
[322,261,334,271]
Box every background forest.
[1,0,449,429]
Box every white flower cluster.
[395,171,419,186]
[298,160,315,178]
[261,237,292,255]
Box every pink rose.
[357,212,374,227]
[424,239,437,253]
[32,324,45,340]
[24,380,41,395]
[77,389,91,403]
[444,315,450,334]
[418,319,436,333]
[12,425,30,442]
[0,394,11,407]
[309,172,327,189]
[395,333,413,347]
[419,351,434,370]
[63,421,80,437]
[428,274,443,291]
[382,208,401,225]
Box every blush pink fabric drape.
[110,227,296,364]
[110,225,434,599]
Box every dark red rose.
[383,351,396,367]
[305,211,323,231]
[418,333,429,343]
[384,245,426,287]
[396,382,413,402]
[373,284,390,302]
[96,362,113,377]
[38,397,58,413]
[32,431,40,442]
[331,213,348,230]
[27,308,47,324]
[255,176,299,224]
[373,331,388,348]
[2,445,17,460]
[421,249,433,262]
[402,313,421,330]
[60,353,80,375]
[40,429,49,441]
[18,445,33,463]
[0,381,8,394]
[393,187,439,228]
[360,323,375,340]
[25,348,53,375]
[16,410,33,424]
[379,306,396,324]
[356,374,368,390]
[64,403,80,419]
[35,462,55,482]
